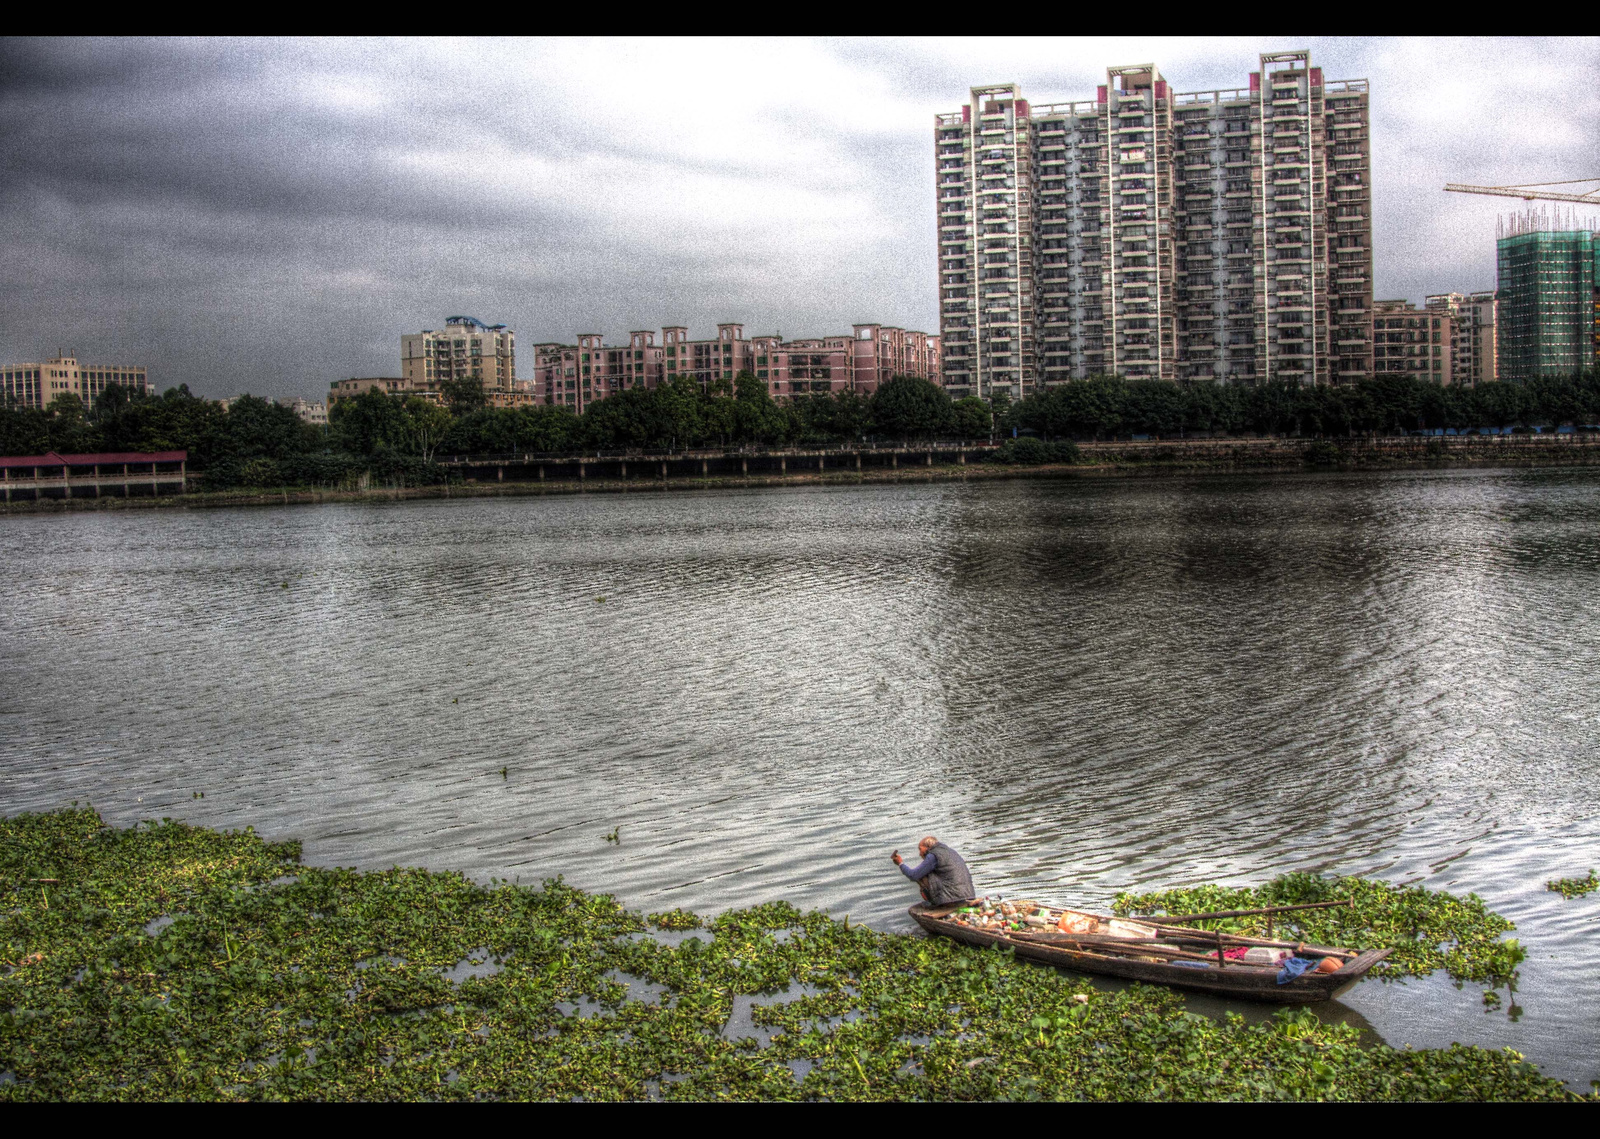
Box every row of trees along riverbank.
[3,369,1597,490]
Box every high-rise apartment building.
[936,50,1372,397]
[1374,299,1452,384]
[1,354,149,411]
[1426,291,1497,387]
[1495,222,1597,381]
[402,316,516,393]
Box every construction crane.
[1445,178,1600,205]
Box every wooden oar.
[1149,926,1356,959]
[1149,925,1304,950]
[1146,899,1351,924]
[1142,898,1352,938]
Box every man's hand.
[891,850,903,865]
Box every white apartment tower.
[936,50,1373,395]
[936,84,1034,400]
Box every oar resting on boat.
[909,898,1391,1004]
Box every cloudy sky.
[2,36,1594,401]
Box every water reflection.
[1,468,1597,1088]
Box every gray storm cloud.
[1,36,1594,400]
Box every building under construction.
[935,49,1373,397]
[1495,209,1599,381]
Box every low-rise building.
[1373,300,1453,384]
[1,354,149,411]
[1,450,187,500]
[328,377,429,405]
[278,397,328,425]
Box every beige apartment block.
[1374,299,1453,384]
[1426,291,1497,387]
[328,377,431,406]
[402,316,516,395]
[328,374,533,410]
[2,354,149,411]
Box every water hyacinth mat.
[0,810,1586,1101]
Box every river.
[2,468,1597,1089]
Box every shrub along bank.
[0,809,1582,1101]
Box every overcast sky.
[2,36,1595,401]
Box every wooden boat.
[910,899,1392,1004]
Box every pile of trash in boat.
[942,898,1331,973]
[944,899,1154,939]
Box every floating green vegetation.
[1113,872,1526,985]
[0,811,1583,1101]
[647,909,700,932]
[1546,870,1599,900]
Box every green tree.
[695,376,737,446]
[1182,381,1240,437]
[1122,380,1185,437]
[221,394,315,460]
[656,375,702,451]
[515,404,580,452]
[438,375,488,416]
[829,390,873,443]
[988,390,1013,439]
[399,397,452,462]
[88,382,133,423]
[582,386,673,449]
[730,372,787,445]
[870,375,952,442]
[329,389,410,456]
[0,406,51,456]
[951,396,991,440]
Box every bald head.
[918,836,938,856]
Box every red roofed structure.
[0,450,187,501]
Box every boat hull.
[910,903,1391,1004]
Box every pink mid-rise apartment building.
[530,331,668,412]
[529,323,941,411]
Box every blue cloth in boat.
[1277,956,1318,984]
[899,843,975,906]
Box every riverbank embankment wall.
[3,433,1598,515]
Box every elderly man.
[892,835,975,906]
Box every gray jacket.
[901,842,975,905]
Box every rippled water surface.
[3,471,1599,1087]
